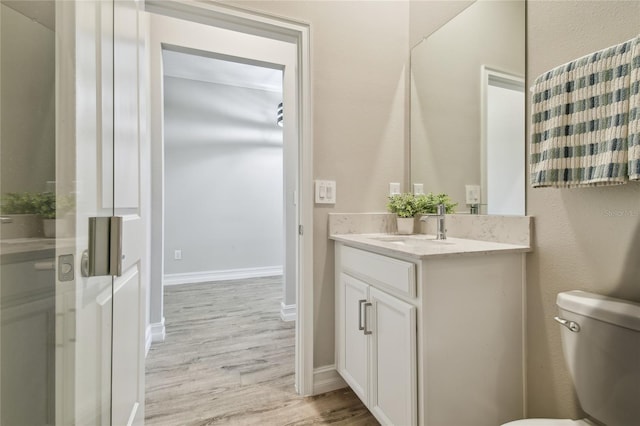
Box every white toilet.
[504,290,640,426]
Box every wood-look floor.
[145,276,378,425]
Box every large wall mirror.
[410,0,526,215]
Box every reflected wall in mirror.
[1,2,57,425]
[410,0,525,215]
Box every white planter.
[0,214,42,239]
[396,217,415,235]
[42,219,56,238]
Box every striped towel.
[530,35,640,188]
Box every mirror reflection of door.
[1,0,146,424]
[1,2,58,424]
[484,69,525,216]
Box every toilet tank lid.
[557,290,640,332]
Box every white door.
[369,287,417,426]
[111,0,146,424]
[55,0,146,424]
[336,273,369,404]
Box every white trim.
[312,365,347,395]
[297,11,314,398]
[164,266,283,285]
[150,317,166,343]
[280,302,296,322]
[145,324,153,357]
[144,0,314,397]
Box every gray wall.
[526,0,640,418]
[229,0,410,367]
[0,4,55,194]
[163,76,283,276]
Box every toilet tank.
[556,291,640,426]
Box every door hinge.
[298,224,304,235]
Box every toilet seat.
[502,419,595,426]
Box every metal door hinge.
[299,224,304,235]
[81,216,123,277]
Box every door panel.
[337,273,369,404]
[112,266,142,425]
[112,0,146,424]
[113,0,140,210]
[65,0,116,424]
[369,287,417,426]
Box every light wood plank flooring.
[145,277,378,425]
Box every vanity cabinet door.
[336,273,369,404]
[369,286,417,426]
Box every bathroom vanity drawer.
[340,245,416,298]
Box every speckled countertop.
[330,233,531,260]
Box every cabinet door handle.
[358,299,367,331]
[363,302,373,335]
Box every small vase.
[43,218,56,238]
[396,217,414,235]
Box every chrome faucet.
[420,204,447,240]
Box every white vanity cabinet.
[334,240,526,426]
[337,272,417,426]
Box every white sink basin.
[368,235,454,246]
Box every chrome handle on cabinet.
[363,302,373,335]
[554,316,580,332]
[358,299,366,331]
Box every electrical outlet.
[413,183,424,195]
[389,182,401,195]
[174,250,182,260]
[465,185,481,204]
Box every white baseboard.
[313,364,347,395]
[164,266,283,285]
[280,302,296,322]
[150,318,166,344]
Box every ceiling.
[162,49,283,93]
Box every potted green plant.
[387,192,458,235]
[387,193,420,234]
[34,192,57,237]
[0,192,42,239]
[415,192,458,215]
[0,192,39,215]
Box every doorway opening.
[143,3,314,415]
[481,67,525,216]
[161,49,289,294]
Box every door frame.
[144,0,314,396]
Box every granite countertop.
[330,233,531,260]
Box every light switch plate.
[413,183,424,195]
[315,180,336,204]
[389,182,401,196]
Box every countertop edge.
[330,233,532,260]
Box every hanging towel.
[530,35,640,188]
[629,36,640,180]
